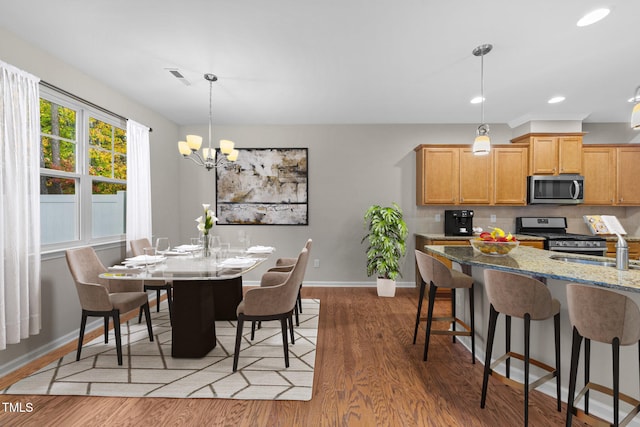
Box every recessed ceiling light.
[577,8,610,27]
[470,96,484,104]
[548,96,566,104]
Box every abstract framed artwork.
[215,148,308,225]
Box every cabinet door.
[421,148,459,204]
[530,137,558,174]
[617,146,640,205]
[558,137,583,174]
[583,146,615,205]
[493,146,528,205]
[459,148,492,204]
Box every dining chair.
[66,246,154,366]
[266,239,312,325]
[130,237,173,323]
[233,247,310,372]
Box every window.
[40,87,127,247]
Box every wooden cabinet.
[616,146,640,205]
[459,148,493,204]
[582,144,640,206]
[492,145,528,205]
[511,133,583,175]
[415,145,526,205]
[583,146,616,205]
[605,241,640,260]
[416,147,458,205]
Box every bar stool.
[481,269,561,426]
[413,250,475,363]
[566,284,640,427]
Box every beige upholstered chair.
[413,250,475,363]
[66,247,153,366]
[130,238,173,322]
[481,269,561,426]
[233,247,310,372]
[566,284,640,426]
[266,239,312,325]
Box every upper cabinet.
[511,133,583,175]
[492,145,528,205]
[582,144,640,206]
[415,144,527,206]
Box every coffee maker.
[444,210,474,236]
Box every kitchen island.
[425,244,640,293]
[421,244,640,421]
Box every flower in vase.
[196,203,218,235]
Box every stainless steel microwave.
[527,175,584,204]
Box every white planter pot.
[376,278,396,297]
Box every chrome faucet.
[616,234,629,271]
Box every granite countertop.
[416,233,640,242]
[415,233,545,241]
[424,245,640,293]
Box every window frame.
[39,85,127,252]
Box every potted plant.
[362,203,409,297]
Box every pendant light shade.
[632,86,640,129]
[472,44,492,155]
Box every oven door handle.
[570,180,580,200]
[548,247,605,252]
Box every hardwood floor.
[0,287,587,426]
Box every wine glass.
[155,237,171,255]
[210,235,222,259]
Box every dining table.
[100,247,273,358]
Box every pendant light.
[472,44,493,155]
[631,86,640,129]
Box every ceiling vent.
[166,68,191,86]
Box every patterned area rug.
[2,299,319,400]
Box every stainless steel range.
[516,217,607,256]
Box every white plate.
[108,265,144,273]
[123,255,166,266]
[174,244,201,252]
[219,259,256,269]
[247,246,275,254]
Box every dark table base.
[171,276,243,358]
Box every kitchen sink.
[549,255,640,270]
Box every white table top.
[100,251,271,281]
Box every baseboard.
[243,280,416,288]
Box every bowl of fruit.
[470,228,519,256]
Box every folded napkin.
[247,245,275,254]
[123,255,166,265]
[174,244,201,252]
[108,265,143,273]
[219,258,256,269]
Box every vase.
[202,234,211,258]
[376,278,396,297]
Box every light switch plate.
[490,214,497,223]
[435,214,441,222]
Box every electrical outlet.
[435,214,441,222]
[490,214,497,223]
[313,259,320,268]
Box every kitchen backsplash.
[413,205,640,236]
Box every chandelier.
[472,44,492,155]
[178,73,239,170]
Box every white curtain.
[126,119,152,253]
[0,60,42,349]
